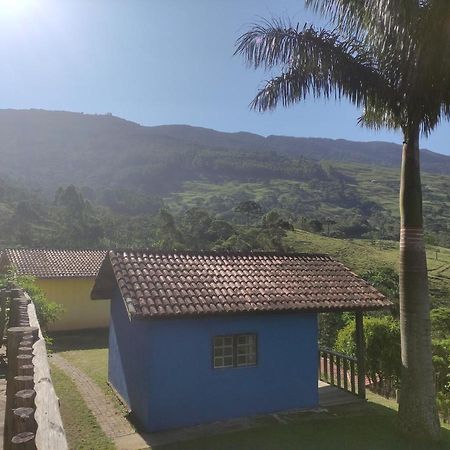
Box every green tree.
[431,308,450,340]
[156,208,183,250]
[260,210,293,250]
[54,185,104,247]
[183,208,213,249]
[235,0,450,438]
[362,267,400,316]
[234,200,263,225]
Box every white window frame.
[212,333,257,369]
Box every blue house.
[91,250,390,432]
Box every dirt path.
[50,353,151,450]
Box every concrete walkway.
[50,353,151,450]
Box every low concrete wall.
[3,287,67,450]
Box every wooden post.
[343,358,348,391]
[18,365,34,377]
[350,360,356,394]
[12,407,35,434]
[0,290,8,347]
[14,376,34,392]
[11,432,36,450]
[355,311,366,400]
[17,355,33,370]
[336,356,341,388]
[5,327,37,450]
[323,352,328,382]
[14,390,36,408]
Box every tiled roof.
[0,249,106,278]
[91,250,391,318]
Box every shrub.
[335,316,401,395]
[16,276,63,331]
[431,308,450,340]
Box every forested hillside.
[1,109,450,195]
[1,109,450,250]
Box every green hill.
[0,108,449,253]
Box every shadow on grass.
[156,400,450,450]
[48,328,109,352]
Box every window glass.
[213,335,234,368]
[213,333,257,368]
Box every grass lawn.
[158,396,450,450]
[50,363,115,450]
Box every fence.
[318,348,364,398]
[2,287,67,450]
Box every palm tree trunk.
[398,125,441,440]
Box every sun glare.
[0,0,36,17]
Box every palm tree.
[235,0,450,440]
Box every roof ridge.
[2,248,106,253]
[108,248,332,258]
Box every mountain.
[145,125,450,173]
[0,109,450,251]
[1,109,450,198]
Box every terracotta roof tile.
[91,250,392,318]
[0,249,106,278]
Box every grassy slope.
[337,162,450,222]
[50,363,115,450]
[158,403,450,450]
[164,178,369,220]
[164,163,450,219]
[286,229,450,306]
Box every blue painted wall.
[109,290,319,432]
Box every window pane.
[237,345,248,355]
[236,334,257,367]
[223,356,233,367]
[213,334,256,369]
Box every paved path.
[50,353,150,450]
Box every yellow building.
[0,248,109,331]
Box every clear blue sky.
[0,0,449,154]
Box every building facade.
[1,248,108,331]
[92,250,390,432]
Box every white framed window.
[213,333,257,369]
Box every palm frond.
[235,21,395,112]
[358,103,403,131]
[305,0,422,58]
[236,2,450,137]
